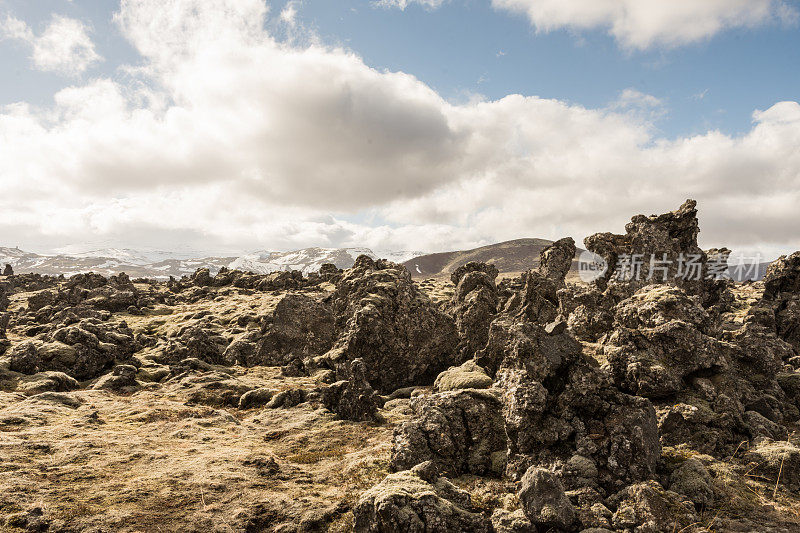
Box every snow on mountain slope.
[229,247,381,274]
[0,246,425,278]
[51,245,214,264]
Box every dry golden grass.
[0,360,402,531]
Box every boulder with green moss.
[433,361,493,392]
[353,462,491,532]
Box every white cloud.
[374,0,449,11]
[280,1,299,27]
[609,88,667,122]
[0,0,798,258]
[490,0,798,49]
[1,14,101,74]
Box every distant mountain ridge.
[0,246,423,279]
[0,244,772,281]
[402,238,572,278]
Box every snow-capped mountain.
[228,247,424,274]
[50,245,217,264]
[0,246,424,279]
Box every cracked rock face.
[583,200,731,311]
[253,293,336,367]
[449,262,499,360]
[490,318,660,491]
[322,358,382,422]
[324,256,457,393]
[390,388,506,477]
[353,462,491,533]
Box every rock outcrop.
[762,251,800,351]
[253,293,336,367]
[323,256,457,393]
[10,319,137,380]
[353,462,491,533]
[449,262,499,360]
[518,466,576,530]
[321,358,382,422]
[391,388,506,476]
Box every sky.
[0,0,798,259]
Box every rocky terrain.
[0,200,799,532]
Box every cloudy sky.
[1,0,798,259]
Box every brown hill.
[402,238,580,278]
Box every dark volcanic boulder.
[91,364,140,392]
[558,284,616,342]
[501,239,575,326]
[449,262,499,359]
[353,462,491,533]
[10,319,137,380]
[477,317,581,378]
[163,325,228,365]
[518,466,576,530]
[584,199,730,310]
[66,272,107,290]
[3,264,13,276]
[489,319,660,490]
[324,256,457,393]
[0,286,8,312]
[0,312,9,339]
[517,271,560,324]
[391,388,505,476]
[191,268,213,287]
[761,251,800,351]
[603,286,730,399]
[764,251,800,298]
[322,359,381,422]
[254,293,336,367]
[538,237,576,285]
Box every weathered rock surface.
[668,458,714,510]
[10,319,137,380]
[584,200,730,311]
[762,251,800,352]
[538,237,576,285]
[324,256,457,393]
[353,462,492,533]
[607,481,698,532]
[91,364,140,392]
[449,262,499,359]
[518,466,576,530]
[603,286,730,399]
[491,319,660,490]
[322,358,381,422]
[391,388,505,476]
[254,293,336,367]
